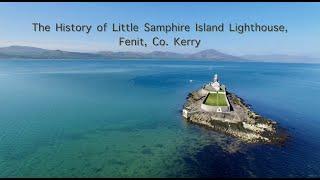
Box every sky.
[0,2,319,57]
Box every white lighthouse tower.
[213,74,218,83]
[211,74,220,91]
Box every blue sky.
[0,2,319,57]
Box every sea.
[0,59,319,177]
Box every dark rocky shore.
[182,88,287,144]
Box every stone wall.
[200,88,231,112]
[201,103,230,112]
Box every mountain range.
[0,46,318,63]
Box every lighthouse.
[211,74,220,91]
[213,74,218,83]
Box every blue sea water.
[0,59,319,177]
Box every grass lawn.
[204,93,228,106]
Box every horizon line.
[0,44,319,59]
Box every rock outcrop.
[182,88,287,144]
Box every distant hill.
[0,46,242,60]
[0,46,105,59]
[97,50,186,59]
[97,51,145,59]
[189,49,240,60]
[146,51,185,59]
[0,46,318,63]
[241,54,320,63]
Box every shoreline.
[182,88,288,144]
[0,58,319,65]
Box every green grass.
[204,93,228,106]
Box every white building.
[200,74,231,113]
[210,74,220,91]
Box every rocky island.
[182,74,287,144]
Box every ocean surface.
[0,59,319,177]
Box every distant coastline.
[0,45,319,63]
